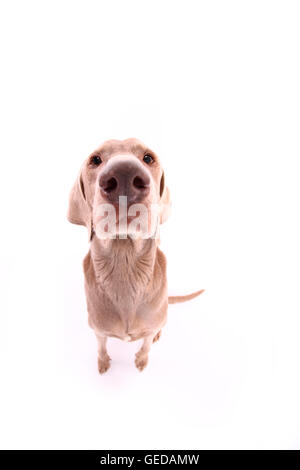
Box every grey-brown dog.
[68,138,203,373]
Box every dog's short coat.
[68,138,203,373]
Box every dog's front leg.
[96,334,111,374]
[135,334,156,372]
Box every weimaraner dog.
[68,138,203,373]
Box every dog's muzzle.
[98,156,150,205]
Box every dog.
[68,138,204,373]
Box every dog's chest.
[87,288,166,341]
[83,245,167,340]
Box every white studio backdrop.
[0,0,299,449]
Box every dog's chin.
[96,227,154,241]
[93,197,160,240]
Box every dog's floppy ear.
[67,170,93,241]
[159,171,171,224]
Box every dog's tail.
[168,289,205,304]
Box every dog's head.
[68,138,171,240]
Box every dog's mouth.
[93,198,159,239]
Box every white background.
[0,0,299,450]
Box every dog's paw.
[153,330,161,343]
[98,355,111,374]
[135,353,148,372]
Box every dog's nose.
[99,159,150,204]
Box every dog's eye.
[143,154,154,164]
[90,155,102,166]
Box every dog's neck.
[90,236,158,315]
